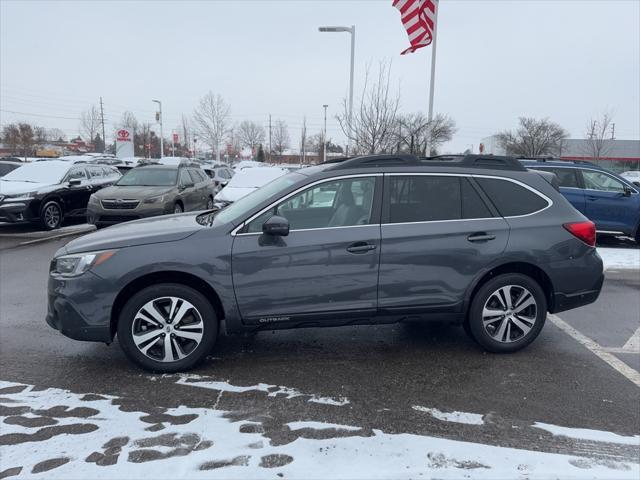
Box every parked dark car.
[47,154,604,372]
[86,164,216,228]
[522,159,640,244]
[0,159,23,178]
[0,161,121,229]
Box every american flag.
[393,0,438,55]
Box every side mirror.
[262,215,289,236]
[68,178,82,186]
[623,185,632,197]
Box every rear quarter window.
[476,177,549,217]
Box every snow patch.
[0,380,638,479]
[534,422,640,446]
[598,248,640,270]
[412,406,485,425]
[287,421,361,432]
[175,374,350,406]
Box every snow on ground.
[1,380,638,479]
[412,406,485,425]
[175,374,350,406]
[533,422,640,446]
[286,422,362,432]
[598,248,640,270]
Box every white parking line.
[623,326,640,352]
[548,314,640,388]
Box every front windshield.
[214,172,304,225]
[1,162,69,184]
[116,168,178,186]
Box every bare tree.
[34,126,49,144]
[337,60,400,155]
[80,104,101,143]
[236,120,265,150]
[119,111,139,131]
[17,123,35,158]
[583,112,614,163]
[2,124,20,154]
[496,117,568,157]
[47,128,67,142]
[193,91,231,162]
[180,115,192,157]
[271,119,290,157]
[299,117,307,164]
[395,112,456,155]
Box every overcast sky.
[1,0,638,153]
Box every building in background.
[480,136,640,172]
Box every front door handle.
[346,242,377,254]
[467,232,496,242]
[587,196,598,201]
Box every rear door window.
[539,167,579,188]
[581,170,626,193]
[475,177,549,217]
[462,178,494,219]
[387,176,461,223]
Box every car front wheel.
[117,284,218,372]
[40,200,63,230]
[173,202,184,214]
[468,273,546,353]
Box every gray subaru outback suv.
[47,154,604,372]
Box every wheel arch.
[464,262,555,316]
[110,271,225,338]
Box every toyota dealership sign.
[116,128,134,158]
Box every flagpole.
[426,3,439,155]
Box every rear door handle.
[346,242,377,254]
[467,233,496,242]
[587,196,598,201]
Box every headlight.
[51,250,117,277]
[88,194,99,204]
[144,194,167,204]
[2,191,37,201]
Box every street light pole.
[152,99,163,158]
[319,25,355,156]
[322,104,328,162]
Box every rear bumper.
[551,273,604,313]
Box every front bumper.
[46,270,115,343]
[0,202,34,223]
[87,203,169,226]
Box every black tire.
[206,196,214,210]
[117,283,218,372]
[173,202,184,214]
[468,273,547,353]
[40,200,63,230]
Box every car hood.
[63,212,206,254]
[0,180,51,195]
[93,185,175,199]
[214,186,256,203]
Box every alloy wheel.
[482,285,537,343]
[131,296,204,363]
[207,197,214,209]
[44,204,61,229]
[174,204,183,214]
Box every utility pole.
[322,104,328,162]
[99,97,106,153]
[611,123,616,140]
[269,114,272,163]
[152,99,163,158]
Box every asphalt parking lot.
[0,226,639,478]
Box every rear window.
[476,178,549,217]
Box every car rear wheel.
[40,201,63,230]
[468,273,546,353]
[173,202,183,214]
[117,284,218,372]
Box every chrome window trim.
[232,173,382,236]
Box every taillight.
[563,221,596,247]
